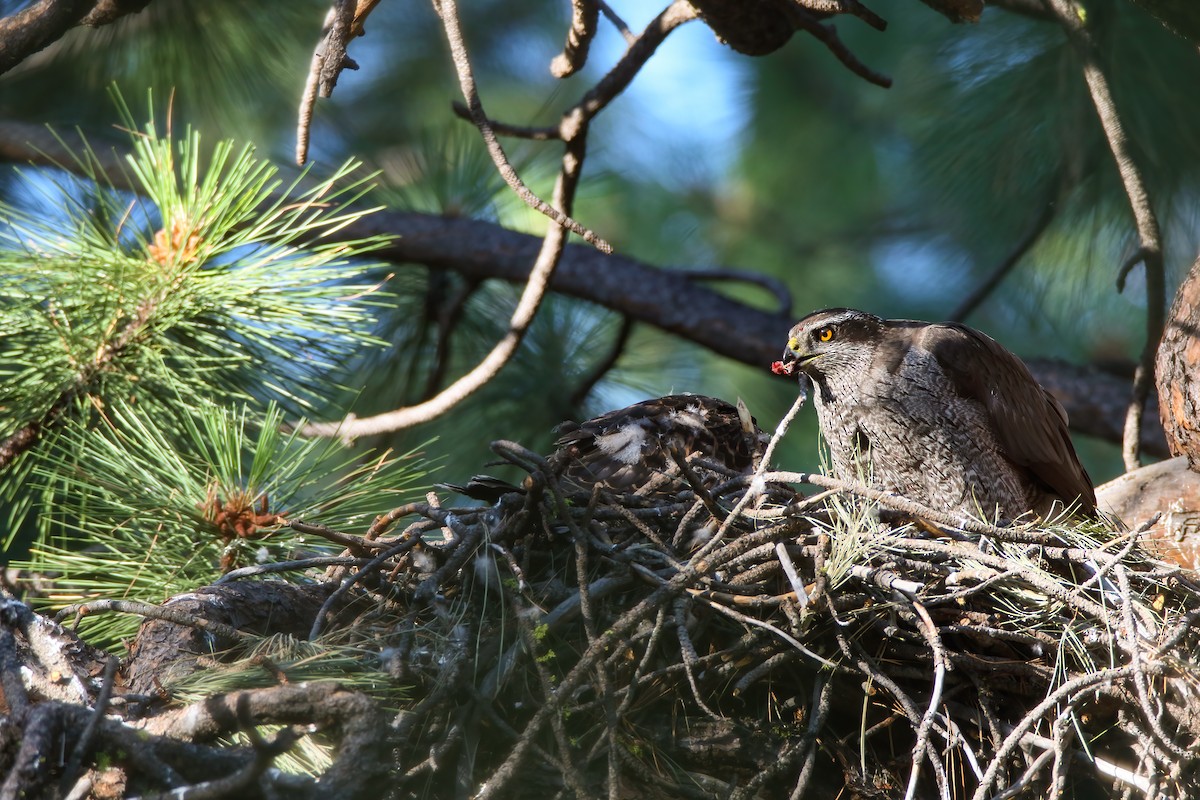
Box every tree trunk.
[1156,252,1200,469]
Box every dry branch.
[0,117,1170,455]
[1044,0,1167,472]
[6,443,1200,798]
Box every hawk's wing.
[915,323,1096,514]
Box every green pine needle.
[19,400,427,648]
[0,91,396,545]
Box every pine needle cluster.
[1,94,427,647]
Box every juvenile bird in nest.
[771,308,1096,522]
[442,394,768,502]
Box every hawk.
[442,395,767,502]
[554,394,767,491]
[772,308,1096,521]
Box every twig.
[573,1,698,122]
[615,605,668,717]
[731,649,800,695]
[569,315,634,406]
[790,676,835,800]
[1044,0,1165,472]
[295,0,386,164]
[784,7,892,88]
[508,592,593,798]
[288,518,418,551]
[58,656,119,795]
[1016,727,1158,796]
[990,746,1055,800]
[729,674,832,800]
[56,598,252,642]
[670,449,729,522]
[693,587,841,670]
[215,556,366,584]
[969,665,1141,800]
[448,102,560,140]
[476,535,757,797]
[775,541,810,607]
[677,266,793,315]
[689,385,809,564]
[904,601,950,800]
[673,598,722,719]
[436,0,610,252]
[309,531,426,638]
[829,617,950,791]
[950,195,1058,322]
[1116,563,1194,762]
[551,0,599,78]
[596,0,635,43]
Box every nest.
[299,439,1200,798]
[6,441,1200,799]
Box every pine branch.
[0,123,1170,455]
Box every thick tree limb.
[0,123,1168,453]
[0,0,91,75]
[0,0,153,76]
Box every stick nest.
[6,442,1200,800]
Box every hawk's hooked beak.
[770,337,812,378]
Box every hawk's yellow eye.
[818,326,835,343]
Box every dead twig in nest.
[8,431,1200,797]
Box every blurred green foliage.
[3,0,1198,507]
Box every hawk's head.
[772,308,885,380]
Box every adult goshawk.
[772,308,1096,521]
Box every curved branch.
[0,0,155,76]
[435,0,611,253]
[299,1,708,437]
[573,1,699,122]
[0,124,1171,454]
[1044,0,1166,473]
[551,0,599,78]
[300,0,596,439]
[0,0,92,75]
[950,195,1057,322]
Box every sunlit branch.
[435,0,611,253]
[551,0,599,78]
[1044,0,1166,472]
[296,0,384,165]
